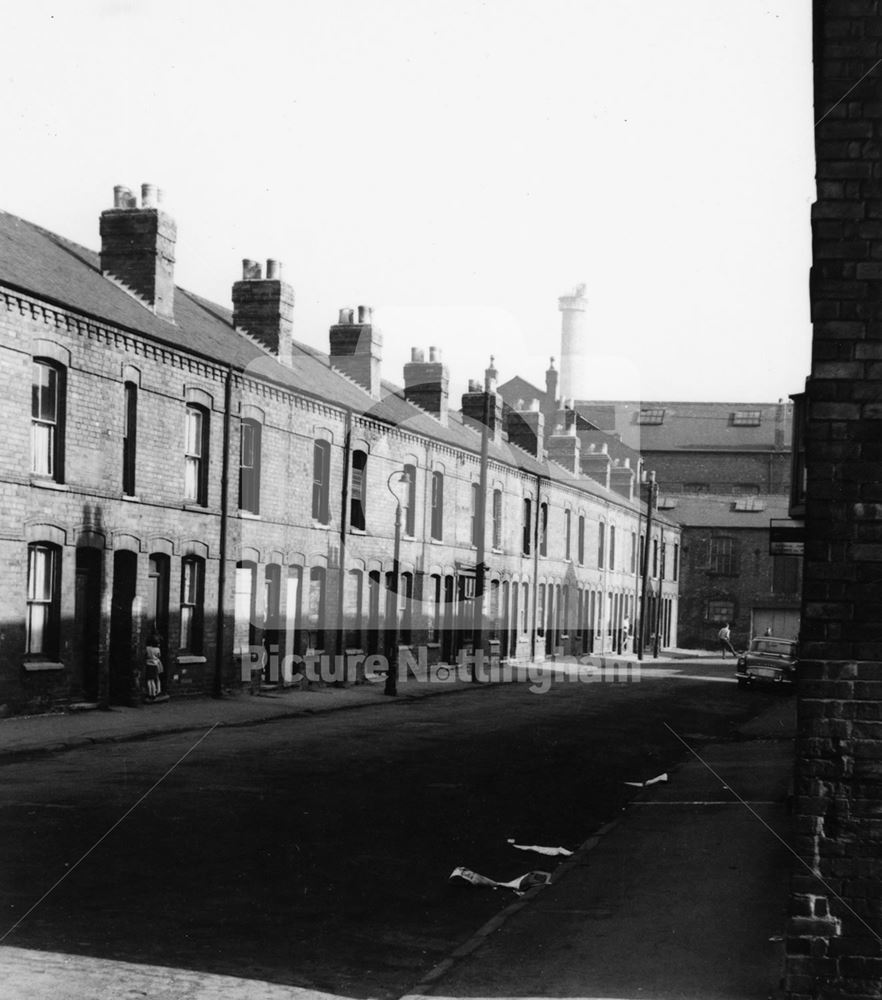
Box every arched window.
[470,482,480,546]
[578,515,586,565]
[26,542,61,657]
[123,381,137,495]
[403,464,417,536]
[312,440,331,524]
[522,498,532,555]
[564,509,572,560]
[184,405,209,505]
[539,502,548,556]
[180,556,205,652]
[430,471,444,541]
[492,489,503,549]
[350,450,367,530]
[32,360,65,481]
[239,418,262,514]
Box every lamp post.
[385,470,407,697]
[637,469,656,661]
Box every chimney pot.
[516,398,525,410]
[266,259,282,280]
[141,183,159,209]
[113,185,134,209]
[357,305,372,324]
[411,347,425,362]
[530,399,541,412]
[429,346,441,362]
[242,259,262,280]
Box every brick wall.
[0,276,682,714]
[786,4,882,997]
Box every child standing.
[145,632,164,701]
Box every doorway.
[108,550,137,704]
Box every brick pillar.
[785,4,882,997]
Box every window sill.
[239,510,261,520]
[23,660,65,672]
[312,520,332,530]
[30,478,69,491]
[122,493,140,502]
[176,654,207,665]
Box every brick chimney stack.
[232,259,295,364]
[100,184,176,321]
[506,399,545,457]
[403,346,449,424]
[580,441,612,489]
[547,421,581,474]
[329,305,382,398]
[461,359,503,443]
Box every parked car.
[735,636,798,688]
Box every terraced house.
[0,185,680,714]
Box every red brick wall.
[786,4,882,997]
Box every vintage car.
[735,636,798,688]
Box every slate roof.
[667,495,795,529]
[0,208,647,514]
[573,400,792,452]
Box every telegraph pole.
[471,360,494,682]
[637,470,656,661]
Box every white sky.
[1,0,815,404]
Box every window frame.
[403,464,417,537]
[31,359,66,482]
[312,440,331,524]
[430,471,444,541]
[122,380,137,495]
[239,418,262,514]
[492,488,503,550]
[350,449,368,531]
[26,542,61,658]
[539,502,548,557]
[184,404,210,505]
[180,555,206,653]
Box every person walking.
[718,623,735,658]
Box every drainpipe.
[214,365,233,698]
[530,473,543,661]
[336,410,353,677]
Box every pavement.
[0,649,796,1000]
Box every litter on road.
[449,866,551,894]
[506,838,573,857]
[624,772,669,788]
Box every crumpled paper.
[449,866,551,894]
[507,838,573,857]
[624,772,669,788]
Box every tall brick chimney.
[403,346,449,424]
[232,259,295,364]
[329,306,382,398]
[580,441,611,489]
[506,399,545,457]
[100,184,176,321]
[610,458,636,500]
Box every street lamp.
[385,470,408,696]
[637,469,657,661]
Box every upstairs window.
[578,515,585,565]
[312,440,331,524]
[710,536,737,575]
[26,542,60,657]
[430,471,444,541]
[32,360,65,481]
[564,509,572,560]
[123,381,137,495]
[184,405,209,505]
[470,482,480,546]
[350,450,367,530]
[673,543,680,581]
[637,407,665,425]
[609,525,616,570]
[403,464,417,536]
[539,502,548,556]
[239,419,262,514]
[732,410,762,427]
[598,522,606,569]
[492,489,503,549]
[522,498,532,555]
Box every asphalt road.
[0,664,777,998]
